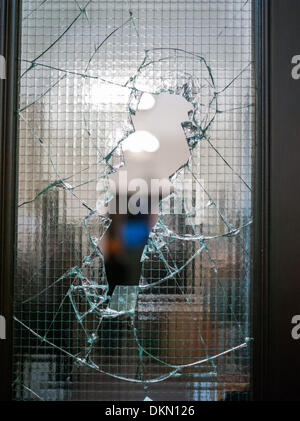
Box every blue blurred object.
[122,219,150,248]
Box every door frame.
[253,0,300,400]
[0,0,22,402]
[2,0,296,402]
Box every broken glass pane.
[13,0,254,401]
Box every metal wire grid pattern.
[13,0,254,401]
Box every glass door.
[13,0,255,401]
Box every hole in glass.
[102,93,192,291]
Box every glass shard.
[13,0,254,401]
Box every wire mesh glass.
[13,0,254,401]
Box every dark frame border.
[253,0,300,401]
[0,0,274,401]
[0,0,21,402]
[251,0,269,401]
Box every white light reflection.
[122,131,160,153]
[138,93,156,110]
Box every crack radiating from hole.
[15,0,253,397]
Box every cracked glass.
[13,0,254,401]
